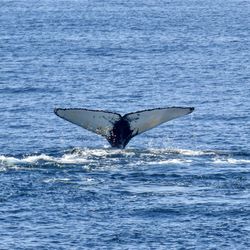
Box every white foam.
[56,154,90,164]
[0,154,53,164]
[71,147,219,158]
[1,148,249,170]
[22,154,54,163]
[0,153,90,166]
[148,159,192,165]
[213,158,250,165]
[143,148,218,157]
[43,177,72,183]
[176,149,216,156]
[0,155,22,164]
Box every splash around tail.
[54,107,194,148]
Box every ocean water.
[0,0,250,249]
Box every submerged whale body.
[54,107,194,148]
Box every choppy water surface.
[1,0,250,249]
[1,148,250,249]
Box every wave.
[0,153,91,166]
[0,148,249,171]
[213,158,250,165]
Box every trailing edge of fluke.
[54,107,194,148]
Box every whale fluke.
[54,107,194,148]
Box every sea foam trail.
[148,159,193,165]
[0,154,91,166]
[0,148,249,169]
[213,158,250,164]
[0,154,53,164]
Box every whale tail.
[54,107,194,148]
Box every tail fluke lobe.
[124,107,194,137]
[54,107,194,148]
[54,108,121,138]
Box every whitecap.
[213,158,250,165]
[0,153,90,167]
[147,159,192,165]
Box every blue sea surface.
[0,0,250,249]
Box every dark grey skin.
[107,117,138,149]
